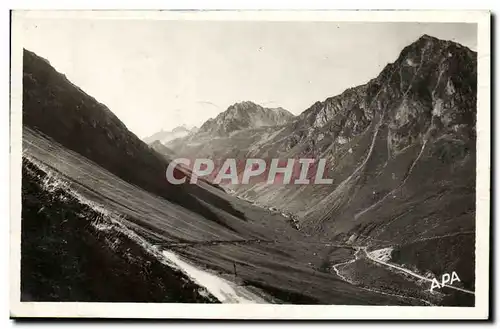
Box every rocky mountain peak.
[171,124,195,133]
[283,35,477,156]
[144,125,197,144]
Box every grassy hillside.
[23,49,245,230]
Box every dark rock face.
[199,101,295,136]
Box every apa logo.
[430,271,461,292]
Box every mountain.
[22,49,408,305]
[143,125,198,144]
[171,34,476,222]
[198,101,294,136]
[167,35,477,297]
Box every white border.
[9,10,491,319]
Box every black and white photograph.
[9,10,491,319]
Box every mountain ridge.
[22,48,247,230]
[198,101,295,136]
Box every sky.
[21,17,477,138]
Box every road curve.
[362,247,475,295]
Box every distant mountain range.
[198,101,294,136]
[143,125,198,144]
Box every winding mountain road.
[362,247,475,295]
